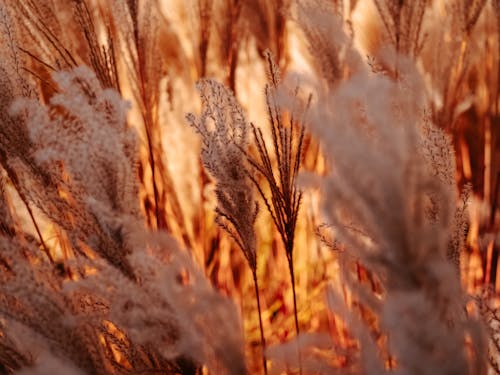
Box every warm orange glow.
[485,241,493,285]
[0,0,498,374]
[460,139,472,180]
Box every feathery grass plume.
[0,201,245,374]
[0,184,123,374]
[60,220,246,375]
[0,2,248,373]
[242,50,309,374]
[1,0,500,373]
[0,241,114,374]
[0,64,247,374]
[186,79,258,277]
[476,287,500,374]
[315,57,485,375]
[0,65,180,373]
[268,3,488,373]
[186,79,265,374]
[0,1,138,272]
[418,112,472,272]
[0,177,35,374]
[7,66,139,277]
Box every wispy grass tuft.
[243,51,310,374]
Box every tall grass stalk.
[244,51,309,374]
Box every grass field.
[0,0,499,374]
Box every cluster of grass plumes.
[0,0,499,374]
[0,53,244,375]
[0,2,247,373]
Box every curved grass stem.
[253,270,268,375]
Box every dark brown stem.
[253,270,268,375]
[24,196,52,262]
[144,121,163,230]
[490,171,500,227]
[288,256,302,375]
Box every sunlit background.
[0,0,499,374]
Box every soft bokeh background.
[0,0,499,373]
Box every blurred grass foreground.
[0,0,499,374]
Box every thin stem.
[490,171,500,228]
[288,256,302,375]
[16,188,53,263]
[253,270,268,375]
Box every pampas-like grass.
[0,0,498,374]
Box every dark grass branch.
[17,0,78,69]
[243,51,310,374]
